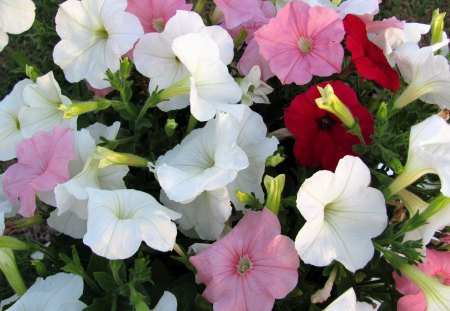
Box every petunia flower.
[19,71,77,137]
[83,188,180,259]
[2,127,74,217]
[155,111,248,204]
[53,0,144,89]
[1,174,18,234]
[126,0,192,33]
[0,0,35,51]
[213,0,273,30]
[133,10,233,85]
[189,208,299,311]
[343,14,400,92]
[289,0,380,19]
[6,273,86,311]
[0,79,31,161]
[255,2,345,85]
[393,43,450,110]
[295,156,387,272]
[237,37,274,81]
[284,80,374,171]
[393,248,450,311]
[386,115,450,198]
[153,291,177,311]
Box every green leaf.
[194,294,213,311]
[93,272,119,292]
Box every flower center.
[237,255,253,275]
[152,17,165,32]
[94,27,108,40]
[317,115,336,130]
[434,271,450,285]
[298,37,313,54]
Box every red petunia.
[284,80,374,171]
[343,14,400,92]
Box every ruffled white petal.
[0,0,35,34]
[47,210,87,239]
[0,29,8,51]
[153,291,177,311]
[6,273,85,311]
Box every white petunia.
[324,288,377,311]
[393,42,450,110]
[83,188,180,259]
[171,32,244,122]
[0,79,31,160]
[295,156,387,272]
[134,10,233,112]
[238,65,274,106]
[53,0,144,88]
[0,0,35,52]
[6,273,86,311]
[19,71,76,137]
[297,0,379,18]
[154,291,177,311]
[155,111,248,204]
[160,188,232,241]
[226,105,278,211]
[387,115,450,197]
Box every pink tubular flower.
[393,248,450,311]
[254,2,345,85]
[126,0,192,33]
[189,208,299,311]
[2,127,73,216]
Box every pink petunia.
[254,2,345,85]
[214,0,269,30]
[126,0,192,33]
[393,248,450,311]
[2,127,74,216]
[189,208,299,311]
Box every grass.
[0,0,449,99]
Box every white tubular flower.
[393,42,450,110]
[155,112,248,204]
[387,115,450,197]
[19,71,76,137]
[324,288,377,311]
[83,188,180,259]
[160,188,232,241]
[226,105,278,211]
[295,156,387,272]
[53,0,144,88]
[0,0,36,52]
[0,79,31,161]
[153,291,177,311]
[6,273,86,311]
[170,32,244,122]
[239,65,274,106]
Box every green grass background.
[0,0,449,99]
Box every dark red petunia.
[343,14,400,92]
[284,80,374,171]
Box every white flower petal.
[0,79,31,160]
[153,291,177,311]
[6,273,85,311]
[84,189,180,259]
[47,210,87,239]
[160,188,232,241]
[0,0,35,34]
[85,121,121,144]
[0,29,8,51]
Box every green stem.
[186,114,198,135]
[194,0,207,13]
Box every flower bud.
[430,9,446,46]
[264,174,285,215]
[0,248,27,296]
[315,84,355,128]
[96,146,149,168]
[59,100,111,119]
